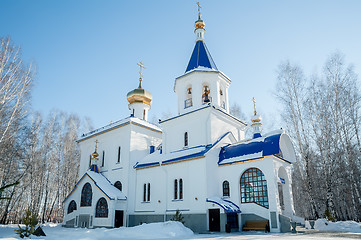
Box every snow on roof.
[86,170,127,200]
[206,196,241,213]
[130,117,162,132]
[218,129,286,165]
[63,170,127,203]
[77,117,161,142]
[134,145,209,169]
[134,132,234,169]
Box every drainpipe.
[160,161,168,222]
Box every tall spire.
[195,2,205,31]
[251,98,262,138]
[185,2,217,72]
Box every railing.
[184,98,193,108]
[221,101,226,109]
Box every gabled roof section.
[63,170,127,203]
[185,40,217,73]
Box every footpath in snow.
[0,219,360,240]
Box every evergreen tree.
[170,209,185,224]
[14,209,38,238]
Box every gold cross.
[137,61,146,79]
[197,2,202,16]
[252,97,257,115]
[95,139,98,151]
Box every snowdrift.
[0,221,194,240]
[306,219,361,233]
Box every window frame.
[240,168,269,208]
[223,180,230,197]
[67,200,77,214]
[184,132,188,147]
[80,183,92,207]
[95,197,108,218]
[101,150,105,167]
[114,181,122,191]
[174,179,178,200]
[117,146,121,163]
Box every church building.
[63,6,299,233]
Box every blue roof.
[218,134,282,165]
[185,40,217,72]
[135,131,234,169]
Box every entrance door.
[209,209,220,232]
[114,210,124,228]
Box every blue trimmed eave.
[185,40,218,72]
[218,134,283,165]
[160,104,247,126]
[63,171,127,203]
[206,197,241,213]
[134,131,234,169]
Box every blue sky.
[1,0,361,131]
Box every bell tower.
[174,2,231,115]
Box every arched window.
[114,181,122,191]
[143,183,151,202]
[174,179,178,199]
[147,183,151,202]
[101,151,105,167]
[184,132,188,147]
[117,146,121,163]
[223,180,230,197]
[95,197,108,218]
[185,87,193,108]
[220,88,226,109]
[68,200,77,214]
[143,184,146,202]
[179,179,183,200]
[80,183,92,207]
[240,168,269,208]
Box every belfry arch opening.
[185,86,193,108]
[202,84,211,104]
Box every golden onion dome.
[92,151,99,159]
[127,78,152,106]
[195,14,205,29]
[195,19,205,29]
[251,114,262,123]
[251,97,262,123]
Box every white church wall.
[209,110,246,143]
[205,150,222,200]
[78,123,132,178]
[160,107,209,154]
[134,158,208,216]
[272,159,295,217]
[166,158,208,214]
[125,122,162,214]
[217,157,282,232]
[175,71,230,115]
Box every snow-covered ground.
[0,220,360,240]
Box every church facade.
[63,8,299,233]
